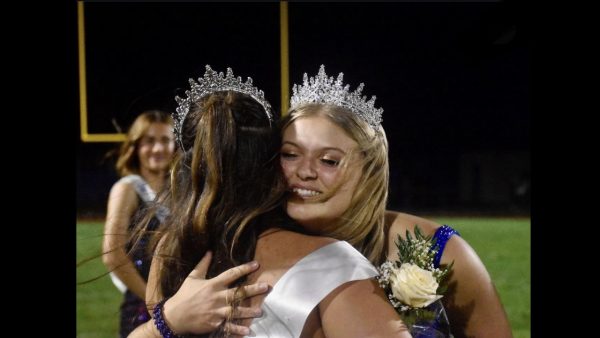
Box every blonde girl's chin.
[286,203,334,231]
[286,203,314,221]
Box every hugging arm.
[385,211,513,337]
[129,249,268,337]
[441,235,513,338]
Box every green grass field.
[76,217,530,338]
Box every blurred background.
[76,1,530,337]
[76,1,529,218]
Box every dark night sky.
[77,1,530,214]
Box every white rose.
[389,263,443,308]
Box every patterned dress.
[115,175,166,338]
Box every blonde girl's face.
[280,115,362,232]
[137,122,175,173]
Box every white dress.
[246,241,378,338]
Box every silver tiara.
[173,65,273,148]
[290,65,383,128]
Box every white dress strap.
[247,241,378,338]
[119,175,169,222]
[120,174,156,202]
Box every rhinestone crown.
[174,65,273,148]
[290,65,383,128]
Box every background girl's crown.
[173,65,273,148]
[290,65,383,128]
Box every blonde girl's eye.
[320,158,340,167]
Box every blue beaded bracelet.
[153,299,183,338]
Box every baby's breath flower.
[377,224,454,321]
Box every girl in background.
[102,110,175,337]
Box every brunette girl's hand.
[162,251,269,336]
